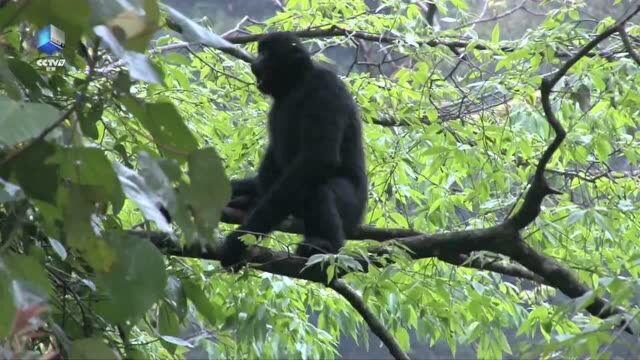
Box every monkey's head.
[251,32,312,97]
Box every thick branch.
[508,242,620,319]
[618,26,640,66]
[436,252,547,284]
[330,280,411,360]
[373,92,512,126]
[496,7,640,334]
[221,207,421,241]
[133,219,628,327]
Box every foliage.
[0,0,639,359]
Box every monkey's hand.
[222,206,249,224]
[226,194,255,211]
[219,230,250,270]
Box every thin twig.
[0,105,76,167]
[598,310,640,357]
[187,46,252,85]
[272,0,285,11]
[453,0,527,30]
[330,280,411,360]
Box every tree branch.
[618,25,640,66]
[508,4,640,230]
[502,4,640,333]
[508,243,619,319]
[133,219,629,329]
[330,280,411,360]
[226,26,483,52]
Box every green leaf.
[593,211,615,240]
[0,255,51,323]
[165,276,188,321]
[113,157,173,233]
[184,148,231,236]
[144,102,199,158]
[48,238,68,260]
[7,58,45,98]
[79,102,103,140]
[594,137,612,162]
[57,147,125,213]
[159,302,181,354]
[1,254,50,292]
[70,338,118,360]
[396,327,410,351]
[591,72,606,91]
[493,328,512,354]
[568,9,580,21]
[0,51,24,100]
[125,349,148,360]
[160,335,193,348]
[0,141,59,204]
[61,185,115,272]
[326,263,335,282]
[0,96,61,146]
[491,23,500,43]
[94,231,167,324]
[121,98,199,161]
[0,271,15,337]
[183,279,221,327]
[164,53,191,66]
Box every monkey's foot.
[219,233,250,271]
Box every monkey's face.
[250,33,311,97]
[250,48,274,94]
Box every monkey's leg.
[297,183,348,258]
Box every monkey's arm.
[227,146,278,210]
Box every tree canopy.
[0,0,639,359]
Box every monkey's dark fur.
[220,32,367,267]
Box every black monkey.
[219,32,368,267]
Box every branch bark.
[330,280,411,360]
[133,218,628,329]
[618,25,640,66]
